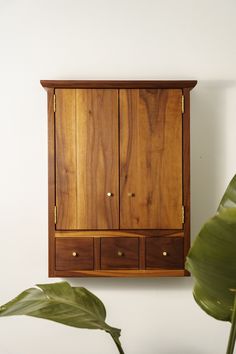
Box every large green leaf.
[186,175,236,353]
[0,281,124,354]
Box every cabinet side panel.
[56,89,77,229]
[183,88,191,269]
[76,89,119,229]
[48,88,56,276]
[120,89,183,229]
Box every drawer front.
[56,238,94,270]
[101,237,139,269]
[146,237,184,269]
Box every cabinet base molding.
[51,269,188,278]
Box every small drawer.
[101,237,139,270]
[146,237,184,269]
[56,238,94,270]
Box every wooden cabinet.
[41,80,197,277]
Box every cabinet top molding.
[40,80,197,90]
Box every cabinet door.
[120,89,183,229]
[56,89,119,230]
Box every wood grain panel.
[56,89,77,229]
[55,89,119,230]
[75,89,119,229]
[120,89,183,229]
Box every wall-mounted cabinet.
[41,80,197,277]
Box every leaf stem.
[226,294,236,354]
[109,332,125,354]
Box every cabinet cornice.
[41,80,197,90]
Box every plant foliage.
[0,281,124,354]
[186,175,236,353]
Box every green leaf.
[0,281,124,354]
[186,175,236,353]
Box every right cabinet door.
[120,89,183,229]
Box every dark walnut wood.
[41,80,197,90]
[56,89,119,230]
[146,237,184,269]
[120,89,183,229]
[56,238,94,270]
[101,237,139,269]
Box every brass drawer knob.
[162,251,168,256]
[107,192,112,197]
[72,251,78,257]
[117,251,124,257]
[128,192,135,197]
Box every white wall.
[0,1,236,353]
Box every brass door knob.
[117,251,124,257]
[162,251,168,256]
[72,251,78,257]
[107,192,112,197]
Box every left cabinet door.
[55,89,119,230]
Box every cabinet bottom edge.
[51,269,189,277]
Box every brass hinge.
[182,95,185,114]
[182,206,185,224]
[53,94,56,113]
[54,206,57,224]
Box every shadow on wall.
[69,276,192,291]
[67,80,236,292]
[191,80,236,238]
